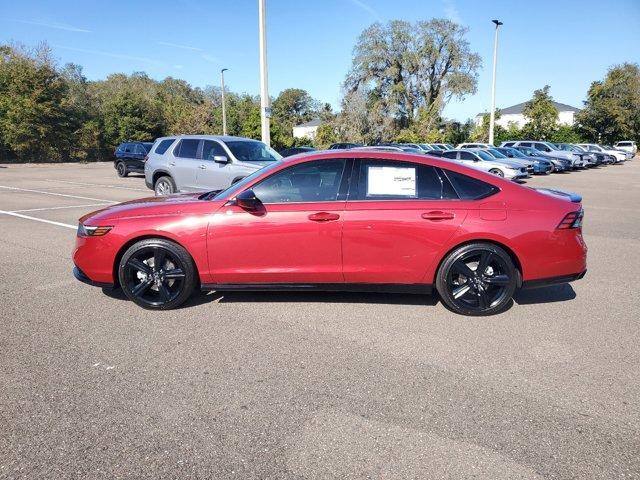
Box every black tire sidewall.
[118,238,197,310]
[489,168,504,177]
[436,243,517,316]
[116,162,128,177]
[154,176,175,195]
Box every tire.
[118,238,197,310]
[489,168,504,177]
[154,175,176,196]
[116,161,128,177]
[436,242,518,316]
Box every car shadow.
[513,283,576,305]
[102,283,576,309]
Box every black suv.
[114,141,154,177]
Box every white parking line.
[47,179,148,192]
[11,203,110,213]
[0,185,118,203]
[0,209,77,230]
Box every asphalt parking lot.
[1,160,639,479]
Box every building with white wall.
[293,119,321,140]
[475,101,580,128]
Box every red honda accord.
[73,150,587,315]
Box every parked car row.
[113,135,634,194]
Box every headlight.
[77,223,112,237]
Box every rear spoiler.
[534,188,582,203]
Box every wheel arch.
[112,234,201,288]
[432,238,523,287]
[152,170,173,185]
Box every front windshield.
[545,143,559,151]
[570,145,584,152]
[212,161,282,200]
[476,150,495,161]
[488,149,507,158]
[225,140,282,162]
[507,148,525,158]
[603,145,613,149]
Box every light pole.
[221,68,228,136]
[258,0,270,146]
[488,19,503,146]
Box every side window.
[252,160,346,203]
[459,151,475,160]
[155,139,175,155]
[442,169,499,200]
[356,160,457,200]
[175,139,200,159]
[520,142,532,147]
[123,143,132,153]
[202,140,227,160]
[535,143,550,152]
[133,144,144,155]
[442,151,457,159]
[504,142,515,147]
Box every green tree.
[521,85,559,140]
[343,19,481,140]
[576,63,640,144]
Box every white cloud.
[443,0,462,24]
[347,0,382,22]
[55,45,163,67]
[11,19,91,33]
[158,41,203,52]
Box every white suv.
[614,141,637,156]
[145,135,282,195]
[576,143,628,162]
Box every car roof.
[164,135,263,142]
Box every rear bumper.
[73,266,114,289]
[521,270,586,289]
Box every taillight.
[557,210,583,229]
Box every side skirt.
[201,283,433,295]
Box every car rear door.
[342,158,468,284]
[170,139,201,191]
[206,159,350,284]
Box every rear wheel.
[489,168,504,177]
[436,243,517,316]
[118,238,197,310]
[116,161,128,177]
[154,175,175,196]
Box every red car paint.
[73,151,587,288]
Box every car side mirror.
[213,155,229,164]
[235,189,262,211]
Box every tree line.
[1,21,638,163]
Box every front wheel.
[436,243,518,316]
[489,168,504,177]
[118,238,197,310]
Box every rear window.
[155,139,175,155]
[442,169,499,200]
[175,139,199,158]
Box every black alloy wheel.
[436,243,517,316]
[118,239,197,309]
[116,162,128,177]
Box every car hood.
[493,159,527,169]
[79,193,213,224]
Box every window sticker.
[367,166,416,197]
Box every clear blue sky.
[1,0,639,121]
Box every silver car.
[145,135,282,195]
[439,149,529,180]
[500,140,585,168]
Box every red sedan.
[73,150,587,316]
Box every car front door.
[170,139,201,191]
[195,140,236,191]
[342,159,468,284]
[206,159,350,284]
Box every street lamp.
[221,68,229,136]
[258,0,270,146]
[488,19,503,146]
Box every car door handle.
[422,211,455,221]
[198,164,207,169]
[308,212,340,222]
[169,162,176,166]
